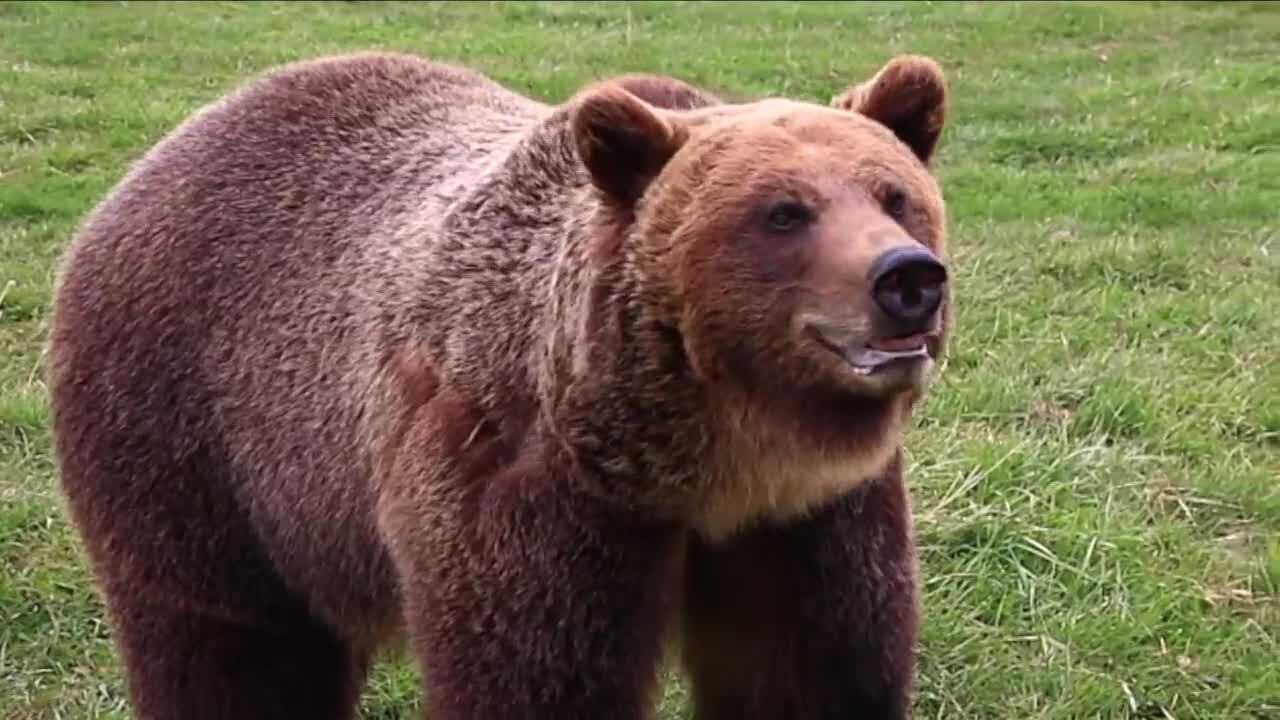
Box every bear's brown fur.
[48,51,952,720]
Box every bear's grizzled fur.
[48,51,953,720]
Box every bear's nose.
[868,245,947,336]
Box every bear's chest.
[693,438,898,543]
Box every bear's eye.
[883,186,909,221]
[765,201,812,232]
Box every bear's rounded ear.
[570,83,687,208]
[832,55,948,165]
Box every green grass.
[2,1,1278,718]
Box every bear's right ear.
[832,55,949,165]
[570,83,687,208]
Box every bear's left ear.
[832,55,949,165]
[570,83,688,208]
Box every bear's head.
[569,56,952,534]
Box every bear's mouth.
[810,330,932,376]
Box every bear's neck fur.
[513,109,713,515]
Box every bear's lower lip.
[809,330,929,376]
[866,333,932,353]
[846,346,929,375]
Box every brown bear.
[47,50,953,720]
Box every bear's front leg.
[681,453,919,720]
[377,377,685,720]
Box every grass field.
[2,1,1278,718]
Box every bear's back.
[48,52,551,637]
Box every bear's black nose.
[868,245,947,336]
